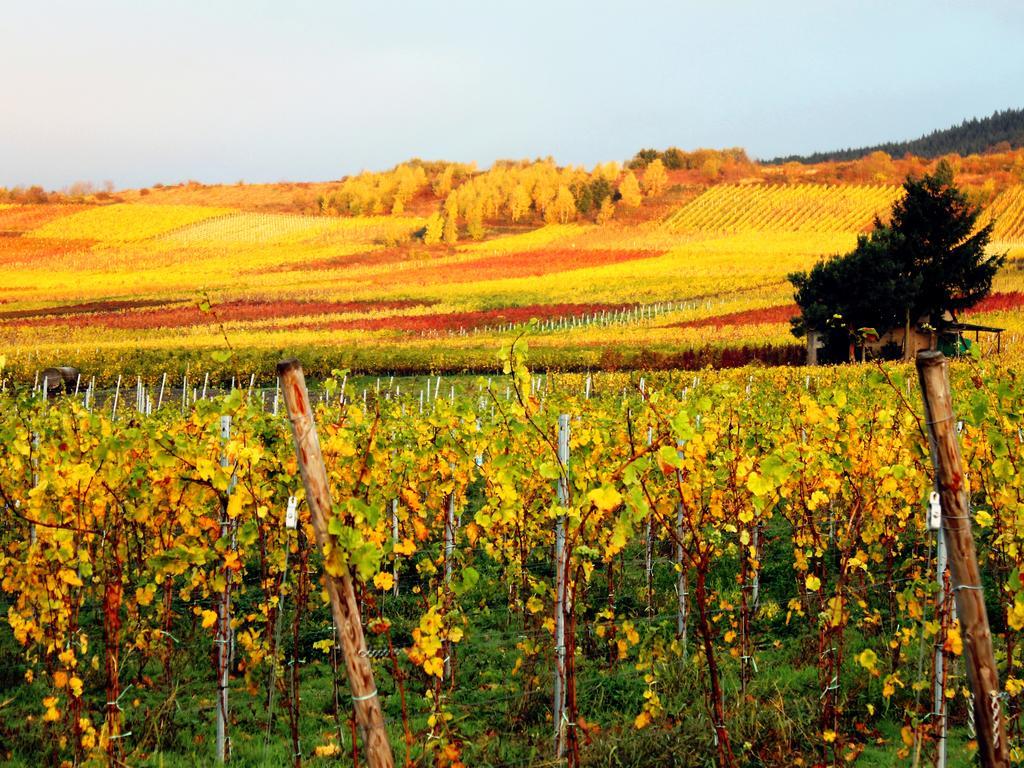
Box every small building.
[806,314,1004,364]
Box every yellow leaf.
[201,610,218,629]
[394,538,416,556]
[805,574,821,592]
[945,626,963,656]
[53,670,68,689]
[1009,600,1024,631]
[856,649,878,672]
[373,572,394,591]
[59,569,84,588]
[588,485,623,512]
[634,711,651,729]
[423,656,444,678]
[900,725,915,747]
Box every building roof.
[942,321,1005,333]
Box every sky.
[2,0,1022,190]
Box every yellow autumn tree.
[423,212,443,245]
[643,158,668,197]
[509,184,532,223]
[466,200,485,239]
[433,165,455,198]
[596,196,615,224]
[442,193,459,244]
[545,185,577,224]
[618,171,643,208]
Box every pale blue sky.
[2,1,1021,190]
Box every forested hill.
[770,108,1024,163]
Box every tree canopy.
[788,161,1005,357]
[770,107,1024,163]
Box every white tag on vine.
[927,491,941,531]
[285,496,298,529]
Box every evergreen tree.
[789,163,1004,360]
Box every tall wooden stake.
[917,350,1008,768]
[277,359,395,768]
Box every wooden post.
[277,359,394,768]
[917,350,1008,768]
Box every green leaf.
[211,349,233,364]
[746,472,774,498]
[760,453,792,483]
[222,389,243,412]
[670,410,694,442]
[539,461,562,480]
[237,520,258,547]
[455,566,480,596]
[658,445,683,469]
[866,370,886,387]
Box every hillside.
[770,107,1024,163]
[1,159,1022,380]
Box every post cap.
[276,358,303,376]
[915,350,946,369]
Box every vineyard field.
[1,172,1022,382]
[0,353,1019,766]
[663,184,904,235]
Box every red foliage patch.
[2,299,433,330]
[670,304,798,329]
[966,291,1024,314]
[398,249,662,285]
